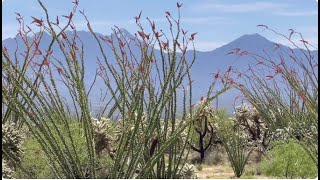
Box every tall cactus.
[189,99,220,162]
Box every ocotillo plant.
[230,26,318,166]
[2,0,229,178]
[223,124,253,178]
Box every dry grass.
[191,149,274,179]
[195,163,273,179]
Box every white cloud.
[2,23,19,40]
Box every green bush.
[260,139,318,179]
[14,121,114,178]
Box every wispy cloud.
[194,41,225,51]
[129,16,233,26]
[193,2,288,13]
[272,34,318,50]
[192,1,318,18]
[182,17,233,25]
[273,10,318,17]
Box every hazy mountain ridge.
[2,30,318,112]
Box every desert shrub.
[203,144,227,165]
[13,120,115,179]
[259,139,318,178]
[14,135,53,178]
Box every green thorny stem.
[2,0,230,179]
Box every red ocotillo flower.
[31,17,43,26]
[155,32,162,38]
[62,12,74,20]
[51,16,60,26]
[134,11,142,23]
[43,58,50,66]
[228,78,234,85]
[266,75,274,80]
[145,33,150,40]
[100,36,113,44]
[165,11,171,16]
[25,25,32,34]
[190,33,197,41]
[177,2,183,8]
[200,96,205,102]
[257,24,268,29]
[70,23,75,30]
[119,40,127,48]
[161,41,169,50]
[298,91,307,102]
[227,48,241,55]
[61,32,67,39]
[182,29,188,36]
[213,71,220,79]
[288,29,294,40]
[15,12,21,17]
[300,40,309,44]
[138,31,146,40]
[72,0,79,5]
[227,66,233,73]
[239,51,248,56]
[71,49,76,61]
[275,66,282,74]
[273,43,280,50]
[56,67,62,75]
[151,20,156,30]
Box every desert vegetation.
[2,0,318,179]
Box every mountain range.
[2,30,318,114]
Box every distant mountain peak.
[112,28,134,39]
[233,33,272,43]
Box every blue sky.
[2,0,318,51]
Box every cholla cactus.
[2,159,14,179]
[2,122,24,169]
[234,103,270,152]
[92,118,115,158]
[235,103,251,119]
[189,100,220,162]
[177,163,198,179]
